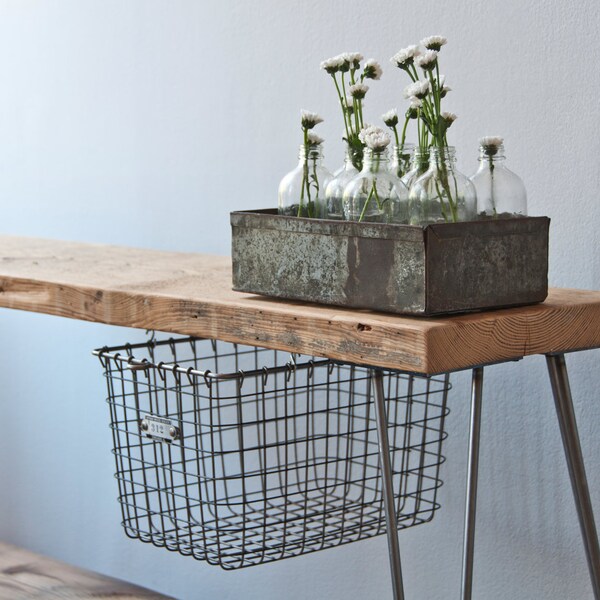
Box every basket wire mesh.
[95,337,451,569]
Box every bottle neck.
[342,147,357,170]
[298,144,323,165]
[429,146,456,169]
[391,143,415,159]
[363,148,389,171]
[410,148,430,169]
[478,144,506,165]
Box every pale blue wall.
[0,1,599,599]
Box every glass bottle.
[389,143,415,179]
[470,140,527,218]
[400,147,429,191]
[343,147,409,224]
[323,147,359,220]
[278,144,333,218]
[408,146,477,225]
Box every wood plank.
[0,541,173,599]
[0,235,598,373]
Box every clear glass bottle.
[470,140,527,218]
[389,143,415,179]
[324,147,359,220]
[343,147,409,223]
[400,147,429,191]
[278,144,333,218]
[408,146,477,225]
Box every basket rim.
[93,336,332,382]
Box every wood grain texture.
[0,235,598,374]
[0,541,173,599]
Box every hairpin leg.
[461,366,484,600]
[372,369,405,600]
[546,353,600,600]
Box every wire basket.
[95,337,451,570]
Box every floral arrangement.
[278,35,525,224]
[478,136,503,217]
[297,109,325,218]
[391,37,454,154]
[320,52,382,171]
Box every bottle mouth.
[479,143,505,158]
[429,145,456,160]
[364,147,390,159]
[298,144,323,160]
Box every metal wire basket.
[94,337,451,570]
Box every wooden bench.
[0,541,174,599]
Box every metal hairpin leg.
[372,369,405,600]
[461,366,484,600]
[546,353,600,600]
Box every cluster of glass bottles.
[278,141,527,223]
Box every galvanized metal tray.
[230,209,550,316]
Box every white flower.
[479,136,504,155]
[300,110,324,129]
[320,55,345,74]
[409,97,423,109]
[441,111,458,123]
[359,125,391,150]
[349,83,369,99]
[344,95,355,113]
[415,50,438,71]
[343,52,363,68]
[404,80,430,99]
[479,136,503,147]
[382,109,399,127]
[391,45,421,69]
[307,132,324,145]
[363,59,382,80]
[421,35,447,51]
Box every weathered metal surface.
[230,209,549,316]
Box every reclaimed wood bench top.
[0,235,598,374]
[0,541,173,598]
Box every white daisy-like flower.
[409,97,423,109]
[349,83,369,99]
[320,55,345,74]
[415,50,438,71]
[382,109,399,127]
[421,35,447,51]
[363,59,382,80]
[404,80,430,99]
[479,136,503,147]
[307,132,324,145]
[359,125,391,151]
[479,136,504,155]
[441,111,458,123]
[344,96,355,114]
[300,110,324,129]
[390,45,421,69]
[343,52,363,68]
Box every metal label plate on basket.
[140,414,179,443]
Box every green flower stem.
[488,156,497,216]
[300,128,314,218]
[358,183,384,223]
[353,98,361,135]
[400,116,409,149]
[332,74,351,143]
[434,179,449,221]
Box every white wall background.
[0,1,598,599]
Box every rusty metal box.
[230,209,550,316]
